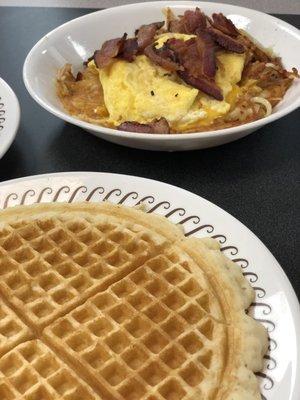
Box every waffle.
[0,303,32,357]
[0,203,167,331]
[0,340,102,399]
[0,202,268,400]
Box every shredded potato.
[252,97,272,117]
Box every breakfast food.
[57,7,298,134]
[0,202,268,399]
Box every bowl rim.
[23,0,300,141]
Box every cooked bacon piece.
[167,38,200,76]
[196,32,216,77]
[118,117,170,134]
[120,38,139,62]
[169,19,183,33]
[136,21,164,50]
[83,55,94,66]
[167,35,216,77]
[150,117,171,133]
[157,37,221,98]
[211,13,239,37]
[94,34,127,68]
[144,44,183,72]
[182,8,207,33]
[169,7,207,34]
[178,71,223,100]
[207,27,245,53]
[75,72,83,81]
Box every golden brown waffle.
[0,204,167,331]
[0,202,268,400]
[0,303,32,357]
[43,249,227,400]
[0,340,102,399]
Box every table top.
[0,6,299,299]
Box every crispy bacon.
[118,117,170,134]
[207,27,245,53]
[83,55,94,66]
[182,8,207,33]
[211,13,239,37]
[120,38,139,62]
[166,35,216,78]
[136,21,164,50]
[169,19,183,33]
[196,32,216,77]
[169,7,206,34]
[167,38,200,77]
[94,34,127,68]
[144,44,183,72]
[178,71,223,100]
[153,37,221,98]
[75,72,83,81]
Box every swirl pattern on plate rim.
[0,184,277,397]
[0,98,5,131]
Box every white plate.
[0,171,299,399]
[23,1,300,151]
[0,78,20,159]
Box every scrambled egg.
[96,33,246,131]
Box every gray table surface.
[0,6,299,299]
[0,0,299,14]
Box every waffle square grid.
[0,213,232,400]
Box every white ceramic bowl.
[23,1,300,151]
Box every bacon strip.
[166,38,200,77]
[207,27,245,53]
[136,21,164,50]
[118,117,170,134]
[94,34,127,68]
[75,72,83,81]
[144,44,183,72]
[211,13,239,37]
[166,36,218,95]
[196,32,216,77]
[169,7,206,34]
[120,38,139,62]
[178,71,223,100]
[183,8,207,33]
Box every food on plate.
[57,8,298,134]
[0,340,103,399]
[0,202,267,399]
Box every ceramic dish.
[0,171,299,399]
[0,78,20,159]
[23,1,300,151]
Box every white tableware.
[0,78,20,159]
[0,171,299,400]
[23,1,300,151]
